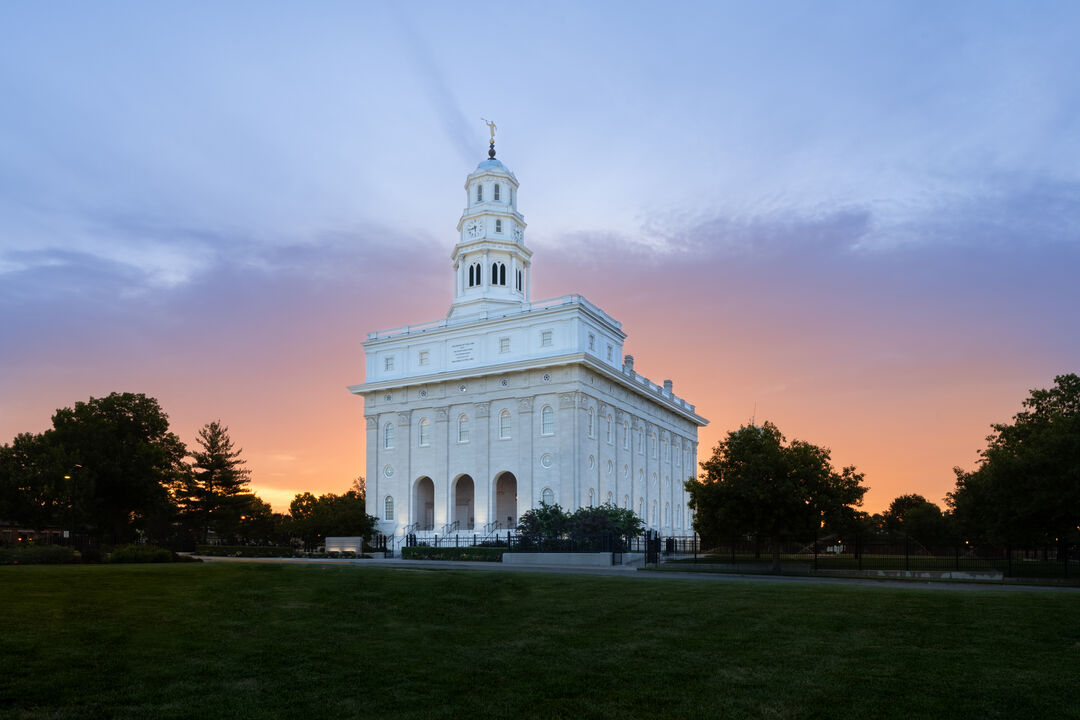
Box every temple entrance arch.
[453,475,475,530]
[414,476,434,530]
[494,471,518,529]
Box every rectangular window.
[384,356,394,371]
[499,411,512,439]
[494,183,501,201]
[476,184,483,202]
[588,333,596,351]
[606,345,613,361]
[541,330,552,347]
[499,337,510,353]
[495,219,502,233]
[418,350,429,366]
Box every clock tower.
[448,133,532,321]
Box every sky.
[2,1,1078,514]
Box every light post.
[62,464,83,548]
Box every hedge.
[196,545,295,558]
[107,545,175,563]
[400,546,504,562]
[0,545,80,565]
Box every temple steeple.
[448,123,531,321]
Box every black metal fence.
[677,535,1079,578]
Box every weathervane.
[481,117,497,158]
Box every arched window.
[458,414,469,443]
[384,496,394,521]
[650,434,657,458]
[468,265,475,287]
[623,494,629,509]
[494,183,501,201]
[638,497,643,517]
[637,428,643,453]
[606,414,613,443]
[499,263,506,285]
[588,488,594,506]
[606,491,613,506]
[499,409,512,439]
[495,219,502,233]
[476,184,483,202]
[383,422,395,449]
[588,408,595,437]
[651,500,657,526]
[665,502,670,526]
[663,439,669,462]
[516,270,522,291]
[623,465,629,481]
[418,418,431,447]
[541,405,554,435]
[542,487,554,505]
[623,421,630,449]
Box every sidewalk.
[193,554,1079,591]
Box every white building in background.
[349,134,707,542]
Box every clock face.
[466,219,484,238]
[512,225,523,241]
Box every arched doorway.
[453,475,475,530]
[415,477,434,530]
[494,472,517,529]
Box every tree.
[288,491,377,550]
[686,421,867,572]
[176,421,251,543]
[949,373,1080,547]
[0,432,67,532]
[881,493,952,547]
[47,392,187,544]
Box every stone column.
[557,392,577,510]
[434,407,449,530]
[397,411,412,527]
[473,402,491,528]
[517,397,534,516]
[365,415,380,527]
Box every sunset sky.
[2,2,1078,514]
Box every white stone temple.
[349,131,707,543]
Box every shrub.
[0,544,80,565]
[107,545,175,563]
[196,545,295,558]
[401,546,504,562]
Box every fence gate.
[645,530,661,565]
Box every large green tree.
[686,421,867,572]
[881,493,953,547]
[949,373,1080,547]
[48,392,186,544]
[176,421,251,543]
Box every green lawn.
[1,563,1077,719]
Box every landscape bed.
[1,563,1077,719]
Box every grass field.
[1,563,1078,719]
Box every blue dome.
[475,158,509,172]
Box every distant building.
[349,136,707,543]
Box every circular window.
[383,465,394,478]
[458,384,467,392]
[384,393,392,402]
[419,389,428,398]
[540,453,553,468]
[500,378,508,387]
[543,373,551,382]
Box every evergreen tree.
[178,421,251,543]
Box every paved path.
[194,555,1079,592]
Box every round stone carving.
[384,393,392,402]
[459,384,467,392]
[540,453,553,468]
[543,373,551,382]
[419,389,427,398]
[383,465,394,478]
[500,378,508,387]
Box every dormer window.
[495,219,502,233]
[476,184,483,202]
[494,183,501,201]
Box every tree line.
[0,392,376,549]
[686,373,1079,571]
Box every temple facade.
[349,135,707,542]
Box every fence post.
[813,528,818,572]
[905,535,910,572]
[857,534,863,572]
[1007,544,1012,577]
[506,531,511,550]
[693,533,698,563]
[955,541,960,571]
